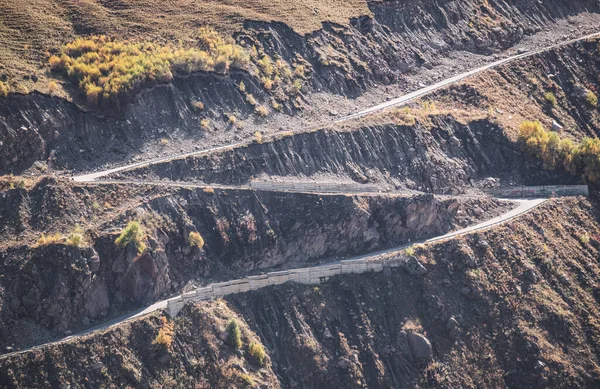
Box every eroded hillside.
[1,198,599,388]
[0,177,511,351]
[2,0,600,174]
[2,1,600,388]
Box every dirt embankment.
[0,178,510,351]
[1,197,599,388]
[2,0,599,174]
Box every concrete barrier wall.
[249,181,382,194]
[167,255,409,316]
[487,185,589,198]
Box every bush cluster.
[36,225,86,248]
[519,120,600,183]
[49,29,249,107]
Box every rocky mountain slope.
[1,197,598,388]
[2,1,600,388]
[0,177,511,351]
[2,0,600,174]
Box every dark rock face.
[404,256,428,277]
[123,250,171,305]
[119,116,575,193]
[4,245,106,333]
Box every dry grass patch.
[0,0,370,93]
[49,31,249,107]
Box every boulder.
[404,256,428,277]
[407,332,433,359]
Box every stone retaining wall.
[166,256,405,316]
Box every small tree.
[248,342,267,366]
[226,319,242,349]
[154,316,175,349]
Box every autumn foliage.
[49,28,249,107]
[519,120,600,183]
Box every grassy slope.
[0,0,371,94]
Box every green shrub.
[248,342,267,366]
[115,221,146,254]
[226,319,242,349]
[544,91,557,107]
[188,231,205,248]
[579,234,591,244]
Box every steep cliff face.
[1,0,598,174]
[0,178,511,350]
[117,114,578,193]
[2,198,599,389]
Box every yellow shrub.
[262,77,274,90]
[248,342,267,366]
[257,56,274,77]
[192,100,205,111]
[50,30,248,107]
[256,106,268,117]
[200,119,210,129]
[188,231,205,248]
[254,131,263,144]
[0,82,8,97]
[66,225,85,247]
[519,120,600,183]
[585,91,598,108]
[37,232,64,246]
[228,114,237,125]
[154,317,175,348]
[48,81,59,94]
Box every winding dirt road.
[72,31,600,183]
[11,28,595,359]
[0,197,546,359]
